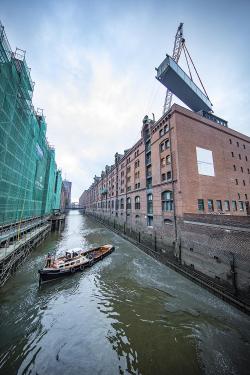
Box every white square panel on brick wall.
[196,147,215,176]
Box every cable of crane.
[182,43,193,81]
[182,43,211,102]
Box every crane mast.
[163,23,185,115]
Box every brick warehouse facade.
[80,104,250,294]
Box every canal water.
[0,210,250,375]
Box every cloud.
[4,0,248,201]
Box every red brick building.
[80,104,250,226]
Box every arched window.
[135,196,140,209]
[115,199,119,210]
[166,155,171,164]
[120,198,124,209]
[162,191,173,211]
[147,193,153,214]
[126,197,131,209]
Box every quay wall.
[85,209,250,300]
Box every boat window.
[71,262,75,266]
[59,265,64,268]
[76,260,80,263]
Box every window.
[164,124,169,133]
[248,168,250,174]
[198,199,204,211]
[164,218,172,224]
[162,191,173,211]
[159,129,164,137]
[167,171,171,181]
[161,158,166,167]
[233,165,236,171]
[111,200,114,209]
[127,186,131,192]
[239,201,244,211]
[231,152,234,157]
[146,166,152,177]
[147,193,153,214]
[237,141,239,147]
[241,167,243,172]
[126,197,131,209]
[147,216,153,226]
[239,154,241,160]
[166,155,171,164]
[135,196,140,209]
[108,201,110,208]
[208,199,214,211]
[165,139,170,149]
[224,200,230,211]
[216,200,222,211]
[246,156,248,161]
[243,144,246,149]
[145,141,151,153]
[146,154,151,165]
[243,180,246,186]
[238,193,241,199]
[146,178,152,189]
[120,198,124,209]
[232,201,237,211]
[245,194,248,200]
[160,142,164,152]
[115,199,119,210]
[196,147,215,176]
[127,176,131,183]
[161,173,166,182]
[127,166,131,173]
[235,179,238,185]
[229,139,232,144]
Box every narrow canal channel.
[0,210,250,375]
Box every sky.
[1,0,250,201]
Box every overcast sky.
[1,0,250,201]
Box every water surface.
[0,210,249,374]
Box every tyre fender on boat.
[80,264,85,271]
[70,267,76,273]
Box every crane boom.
[163,23,184,115]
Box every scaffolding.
[0,21,61,226]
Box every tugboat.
[38,244,114,284]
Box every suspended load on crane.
[156,54,213,113]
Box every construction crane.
[163,23,185,115]
[161,23,212,115]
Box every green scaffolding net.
[0,22,61,226]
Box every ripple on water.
[1,212,250,375]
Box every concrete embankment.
[86,213,250,315]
